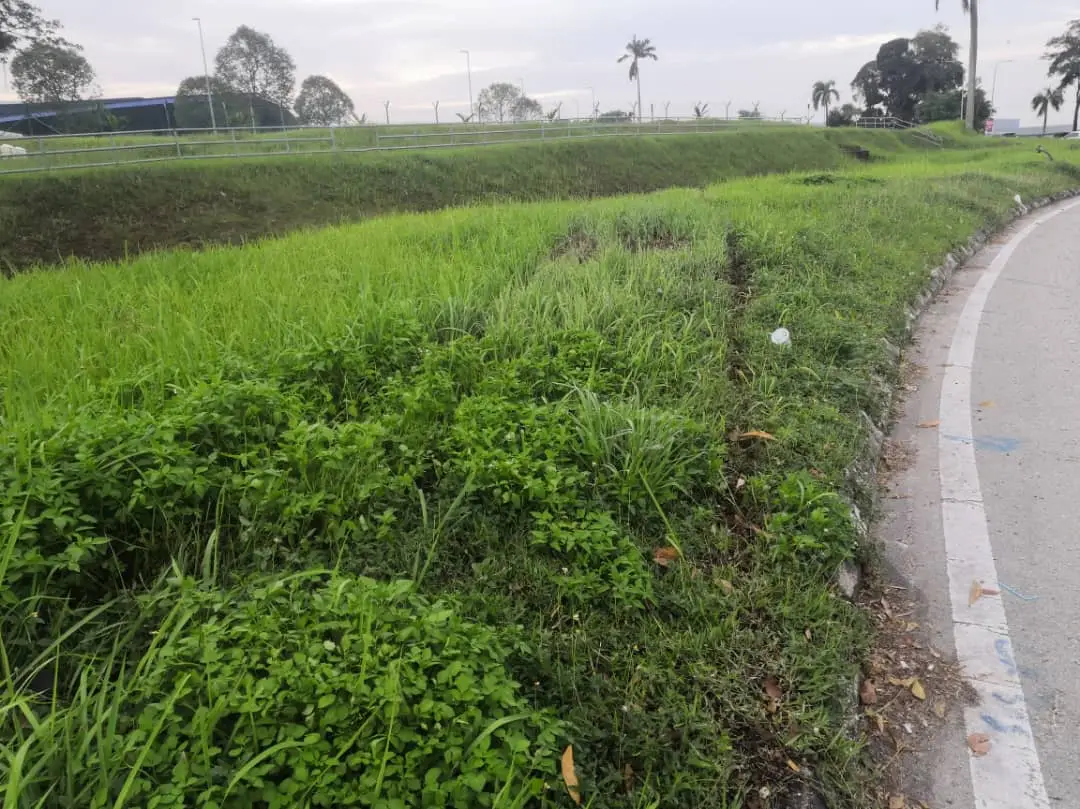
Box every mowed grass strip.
[2,147,1079,809]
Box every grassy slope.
[1,127,937,273]
[3,147,1079,809]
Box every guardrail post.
[231,127,238,157]
[174,129,182,158]
[329,126,337,152]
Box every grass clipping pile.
[2,149,1079,809]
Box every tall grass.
[2,145,1078,809]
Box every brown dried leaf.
[718,578,735,596]
[978,400,996,409]
[764,676,783,700]
[764,676,783,712]
[969,581,999,605]
[880,597,894,619]
[910,679,927,701]
[917,420,941,429]
[622,762,635,793]
[865,708,886,734]
[967,732,992,757]
[889,795,907,809]
[786,759,800,773]
[653,547,680,567]
[804,627,813,642]
[889,676,916,689]
[860,678,878,706]
[739,430,776,441]
[933,701,947,719]
[561,746,582,805]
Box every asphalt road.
[879,198,1080,809]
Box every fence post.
[174,129,182,158]
[231,127,238,157]
[329,126,337,152]
[284,127,291,153]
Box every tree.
[811,80,840,125]
[597,109,633,123]
[0,0,59,56]
[737,104,762,119]
[827,103,860,127]
[618,35,657,123]
[10,40,95,104]
[295,75,357,126]
[215,25,296,129]
[693,102,709,118]
[935,0,978,130]
[1045,20,1080,132]
[851,28,966,122]
[510,95,543,122]
[477,82,521,123]
[1031,87,1065,135]
[917,86,992,129]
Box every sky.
[3,0,1079,126]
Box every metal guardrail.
[854,116,944,147]
[0,117,805,176]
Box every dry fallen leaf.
[969,581,1001,605]
[865,708,886,734]
[718,578,735,596]
[739,430,776,441]
[880,597,894,619]
[764,676,783,712]
[967,733,992,757]
[889,676,916,689]
[653,547,680,567]
[622,762,635,793]
[889,795,908,809]
[978,400,996,409]
[786,759,800,773]
[911,679,927,701]
[860,678,878,706]
[933,701,947,719]
[735,476,747,491]
[561,746,582,805]
[917,420,941,429]
[804,627,813,642]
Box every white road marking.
[939,199,1080,808]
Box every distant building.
[0,97,177,135]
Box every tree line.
[810,17,1080,133]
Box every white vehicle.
[1065,131,1080,140]
[0,143,28,157]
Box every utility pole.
[193,17,217,132]
[725,101,732,120]
[433,100,440,124]
[460,50,474,120]
[384,100,391,125]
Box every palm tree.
[811,80,840,126]
[1045,20,1080,132]
[1031,87,1065,135]
[936,0,978,130]
[618,35,657,124]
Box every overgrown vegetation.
[0,127,948,273]
[2,143,1078,808]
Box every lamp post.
[192,17,217,132]
[460,50,474,121]
[991,59,1014,107]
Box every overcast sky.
[4,0,1079,126]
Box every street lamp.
[991,59,1015,107]
[460,50,474,121]
[192,17,217,132]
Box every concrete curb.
[834,187,1080,603]
[783,188,1080,809]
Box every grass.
[0,126,951,274]
[1,139,1079,809]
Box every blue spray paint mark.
[943,434,1021,453]
[981,712,1028,736]
[999,582,1039,602]
[992,691,1021,706]
[995,638,1018,676]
